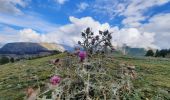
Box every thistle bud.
[81,32,85,37]
[95,35,99,40]
[103,30,109,36]
[105,42,109,46]
[99,30,103,35]
[108,34,112,39]
[78,41,81,45]
[86,27,90,34]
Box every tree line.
[0,56,15,65]
[145,49,170,57]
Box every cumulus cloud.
[0,28,39,43]
[140,13,170,49]
[0,16,157,49]
[111,28,156,49]
[37,16,113,46]
[19,29,45,42]
[0,0,29,15]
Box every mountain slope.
[0,42,65,55]
[39,43,65,52]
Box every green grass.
[114,56,170,99]
[115,56,170,88]
[0,53,170,99]
[0,53,66,100]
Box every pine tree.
[159,49,167,57]
[145,50,154,57]
[155,49,160,57]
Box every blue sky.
[0,0,170,49]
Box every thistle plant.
[35,56,137,100]
[33,28,137,100]
[78,27,113,54]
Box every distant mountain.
[125,46,147,56]
[0,42,65,55]
[39,43,65,52]
[0,43,5,48]
[60,44,74,52]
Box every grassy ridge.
[0,53,170,99]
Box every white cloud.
[93,0,170,27]
[91,0,170,49]
[122,16,145,27]
[0,13,59,32]
[0,0,58,33]
[2,14,170,49]
[112,28,157,49]
[55,0,68,5]
[19,29,45,42]
[141,13,170,33]
[77,2,89,12]
[121,0,170,27]
[0,0,169,49]
[39,16,113,46]
[0,27,41,43]
[0,16,157,49]
[140,13,170,49]
[0,0,29,15]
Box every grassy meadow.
[0,53,170,99]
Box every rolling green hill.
[0,53,170,99]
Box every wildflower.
[50,75,61,85]
[79,51,87,62]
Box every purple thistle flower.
[79,51,87,62]
[50,75,61,85]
